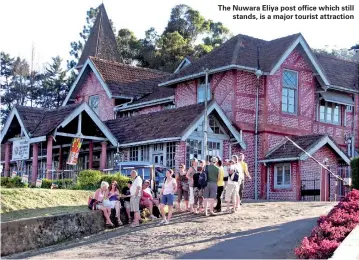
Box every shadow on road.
[178,217,317,259]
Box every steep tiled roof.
[90,57,173,100]
[315,54,359,92]
[106,103,206,144]
[164,33,300,83]
[77,4,121,68]
[265,135,327,160]
[15,104,80,137]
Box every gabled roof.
[261,135,350,164]
[76,4,121,69]
[160,33,300,86]
[106,101,244,148]
[315,54,359,92]
[64,57,174,105]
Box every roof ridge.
[315,52,359,64]
[90,57,170,75]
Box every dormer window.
[319,101,341,125]
[89,95,99,115]
[197,77,211,103]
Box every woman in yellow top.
[214,157,225,212]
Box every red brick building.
[1,4,358,201]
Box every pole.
[203,68,209,161]
[254,46,261,200]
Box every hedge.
[76,170,130,190]
[295,189,359,259]
[351,157,359,190]
[0,176,27,188]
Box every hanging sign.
[21,174,29,184]
[67,138,83,165]
[12,139,30,161]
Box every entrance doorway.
[152,154,164,165]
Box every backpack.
[198,168,208,188]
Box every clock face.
[89,96,99,108]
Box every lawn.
[1,188,93,222]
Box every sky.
[0,0,358,71]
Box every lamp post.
[203,68,209,161]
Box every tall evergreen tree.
[38,56,70,109]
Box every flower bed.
[295,189,359,259]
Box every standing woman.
[214,158,224,212]
[186,158,198,213]
[175,164,189,211]
[159,169,177,225]
[108,180,123,225]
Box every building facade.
[1,4,358,201]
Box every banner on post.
[12,139,30,161]
[21,174,29,184]
[66,138,83,165]
[11,171,17,178]
[36,179,42,188]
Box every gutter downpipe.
[203,68,209,160]
[254,46,263,200]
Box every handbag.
[88,197,98,210]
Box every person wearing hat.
[203,156,220,216]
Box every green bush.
[0,176,27,188]
[351,157,359,190]
[77,170,102,190]
[99,173,130,190]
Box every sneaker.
[159,219,167,224]
[164,220,170,225]
[205,211,209,217]
[150,215,158,220]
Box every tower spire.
[76,4,121,70]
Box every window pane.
[333,105,339,123]
[198,85,205,103]
[288,89,295,98]
[326,106,332,121]
[288,104,295,113]
[284,166,291,185]
[282,88,288,97]
[320,105,325,121]
[276,166,283,185]
[283,71,298,88]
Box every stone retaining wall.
[330,225,359,260]
[1,210,105,256]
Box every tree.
[116,29,141,65]
[38,56,70,109]
[314,46,356,60]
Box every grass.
[1,188,93,222]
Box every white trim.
[8,136,46,143]
[266,166,270,200]
[62,58,112,106]
[159,65,259,87]
[115,96,175,112]
[174,58,191,74]
[260,157,299,163]
[0,107,30,143]
[299,136,351,164]
[180,102,246,149]
[269,35,330,86]
[56,103,118,147]
[274,163,292,189]
[56,132,107,141]
[329,85,359,94]
[118,137,181,148]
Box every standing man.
[186,158,198,213]
[203,157,220,216]
[130,170,142,228]
[238,153,251,206]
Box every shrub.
[99,173,130,190]
[351,158,359,190]
[295,189,359,259]
[0,176,28,188]
[40,179,53,189]
[77,170,102,190]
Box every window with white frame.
[164,104,176,110]
[119,110,138,118]
[129,147,139,161]
[197,77,211,103]
[166,142,176,168]
[274,164,291,189]
[346,105,353,112]
[186,139,202,168]
[282,70,298,114]
[89,95,100,115]
[319,100,341,125]
[209,115,225,134]
[140,145,150,161]
[206,141,221,162]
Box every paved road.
[8,201,335,259]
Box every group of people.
[90,153,250,228]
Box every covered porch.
[0,103,117,184]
